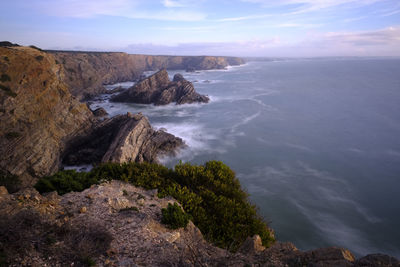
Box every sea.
[89,58,400,257]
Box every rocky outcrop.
[1,182,398,266]
[111,69,209,105]
[49,51,245,100]
[63,112,184,165]
[0,46,94,186]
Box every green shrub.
[3,56,9,62]
[161,203,191,229]
[35,161,275,251]
[35,55,44,61]
[0,74,11,82]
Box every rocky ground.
[1,182,398,267]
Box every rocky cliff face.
[0,47,185,188]
[50,51,244,100]
[110,69,209,105]
[63,112,184,165]
[1,182,398,266]
[0,46,95,186]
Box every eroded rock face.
[0,46,94,186]
[63,112,184,165]
[110,69,209,105]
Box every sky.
[1,0,400,56]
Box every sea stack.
[110,69,209,105]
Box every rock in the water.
[110,69,209,105]
[63,113,184,165]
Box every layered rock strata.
[110,69,209,105]
[1,182,398,266]
[0,46,94,186]
[50,51,244,100]
[63,112,184,165]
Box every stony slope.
[110,70,209,105]
[50,51,244,100]
[1,182,398,266]
[0,46,95,186]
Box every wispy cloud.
[29,0,206,21]
[119,26,400,57]
[324,26,400,46]
[162,0,185,8]
[275,23,322,28]
[217,13,273,22]
[242,0,384,13]
[342,16,367,23]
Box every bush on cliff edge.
[35,161,275,251]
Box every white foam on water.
[153,122,226,163]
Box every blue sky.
[1,0,400,56]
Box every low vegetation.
[0,209,112,266]
[35,161,275,251]
[161,203,191,229]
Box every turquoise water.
[91,58,400,257]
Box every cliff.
[63,112,184,165]
[1,182,398,266]
[49,51,244,100]
[0,46,95,186]
[110,69,209,105]
[0,46,184,188]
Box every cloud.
[324,26,400,46]
[118,26,400,57]
[218,14,273,22]
[162,0,185,7]
[242,0,384,13]
[28,0,206,21]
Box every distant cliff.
[49,50,245,100]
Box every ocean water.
[90,58,400,257]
